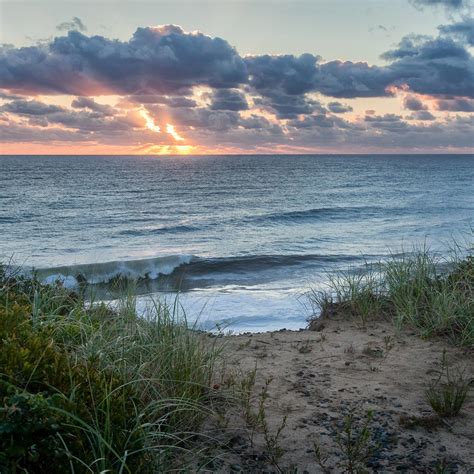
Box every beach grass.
[2,240,473,472]
[309,242,474,347]
[0,266,221,473]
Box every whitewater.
[1,154,473,332]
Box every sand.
[205,315,474,473]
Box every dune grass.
[309,242,474,347]
[0,266,222,473]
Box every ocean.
[1,154,473,332]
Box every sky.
[0,0,473,154]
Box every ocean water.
[1,154,473,332]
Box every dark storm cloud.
[403,95,428,110]
[245,54,320,95]
[71,97,115,115]
[245,54,389,99]
[238,114,275,130]
[1,99,64,115]
[124,95,197,108]
[409,110,436,120]
[245,53,387,117]
[327,101,353,113]
[435,97,474,111]
[147,104,241,132]
[246,34,474,101]
[253,91,325,118]
[1,98,143,132]
[289,114,337,129]
[383,36,474,98]
[380,35,430,60]
[1,24,473,103]
[56,17,87,32]
[0,120,88,142]
[439,18,474,45]
[210,88,248,111]
[0,91,22,100]
[1,23,473,152]
[381,35,469,61]
[0,25,248,95]
[364,113,409,132]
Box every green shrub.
[0,300,146,473]
[0,387,72,473]
[0,266,221,472]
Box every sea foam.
[34,254,194,287]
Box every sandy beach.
[207,315,474,472]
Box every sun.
[139,144,195,155]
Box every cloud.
[383,36,474,98]
[409,0,467,9]
[210,88,248,111]
[127,95,197,107]
[1,23,473,152]
[246,54,390,99]
[403,95,428,110]
[0,25,247,95]
[253,92,325,118]
[2,24,473,104]
[1,99,64,115]
[71,97,115,115]
[247,34,474,101]
[1,98,145,134]
[327,101,353,113]
[365,113,409,132]
[0,121,88,142]
[238,114,276,130]
[146,104,241,132]
[0,90,23,100]
[409,110,437,120]
[435,97,474,111]
[56,17,87,32]
[439,18,474,45]
[289,114,338,129]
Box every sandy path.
[207,316,473,473]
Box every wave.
[33,252,369,289]
[118,225,199,236]
[34,254,194,288]
[179,253,360,275]
[251,206,399,224]
[113,206,405,237]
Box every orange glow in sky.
[141,144,194,155]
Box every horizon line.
[1,152,473,157]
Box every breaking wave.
[32,252,371,289]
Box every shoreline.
[1,248,472,472]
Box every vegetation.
[0,265,221,473]
[314,410,378,474]
[425,351,471,418]
[1,240,472,471]
[309,243,474,347]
